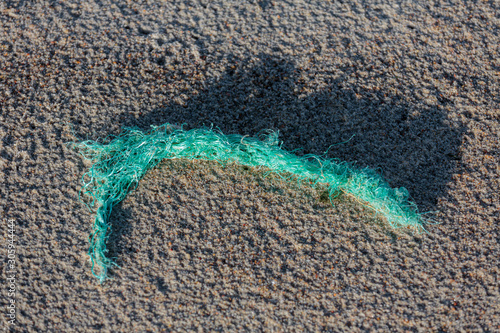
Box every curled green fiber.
[71,123,428,282]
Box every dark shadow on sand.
[122,54,464,211]
[99,54,464,272]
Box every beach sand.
[1,0,499,331]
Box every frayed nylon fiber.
[70,123,428,282]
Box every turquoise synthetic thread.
[70,123,428,282]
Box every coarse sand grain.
[1,0,499,332]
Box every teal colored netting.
[70,123,428,282]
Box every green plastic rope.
[70,123,428,282]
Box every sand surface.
[1,0,499,331]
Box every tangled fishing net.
[70,123,428,282]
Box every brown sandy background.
[1,0,499,331]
